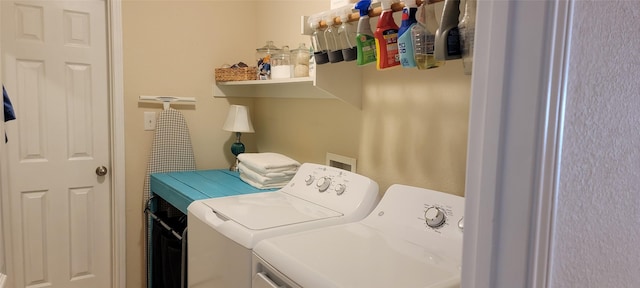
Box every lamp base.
[229,132,245,172]
[229,157,239,172]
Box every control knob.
[335,184,346,195]
[316,177,331,192]
[305,175,315,185]
[425,207,446,228]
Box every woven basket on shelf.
[214,67,258,81]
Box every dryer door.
[252,254,301,288]
[253,273,284,288]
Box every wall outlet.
[326,153,357,172]
[144,111,156,131]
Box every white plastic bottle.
[324,13,344,63]
[458,0,476,74]
[310,16,330,65]
[434,0,462,61]
[412,2,439,69]
[337,8,358,62]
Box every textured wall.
[549,1,640,286]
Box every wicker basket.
[215,67,258,81]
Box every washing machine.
[187,163,380,288]
[251,184,465,288]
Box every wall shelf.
[213,61,363,109]
[214,0,459,109]
[216,77,313,86]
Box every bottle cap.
[355,0,372,17]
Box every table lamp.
[222,105,255,171]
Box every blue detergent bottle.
[398,0,418,68]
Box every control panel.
[304,173,348,195]
[362,184,464,243]
[281,163,379,215]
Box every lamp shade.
[222,105,255,133]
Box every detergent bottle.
[412,2,441,69]
[324,13,344,63]
[458,0,476,74]
[374,0,400,70]
[338,7,358,61]
[435,0,462,61]
[310,16,330,65]
[398,0,418,68]
[355,0,376,66]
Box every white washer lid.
[200,192,342,230]
[254,222,461,288]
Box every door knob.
[96,166,108,176]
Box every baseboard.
[0,273,6,288]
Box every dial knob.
[335,184,346,195]
[305,175,315,185]
[458,217,464,231]
[425,207,446,228]
[316,177,331,192]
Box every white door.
[1,0,112,287]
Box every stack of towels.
[237,152,301,189]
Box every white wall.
[549,1,640,286]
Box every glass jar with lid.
[271,46,292,79]
[291,43,310,77]
[256,41,281,80]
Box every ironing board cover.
[143,107,195,287]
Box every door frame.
[461,0,572,287]
[107,0,126,287]
[0,0,126,287]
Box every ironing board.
[143,107,196,288]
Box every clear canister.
[256,41,281,80]
[291,43,310,77]
[271,46,291,79]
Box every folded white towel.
[263,169,297,178]
[238,163,296,178]
[237,152,300,175]
[238,163,294,185]
[240,173,290,190]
